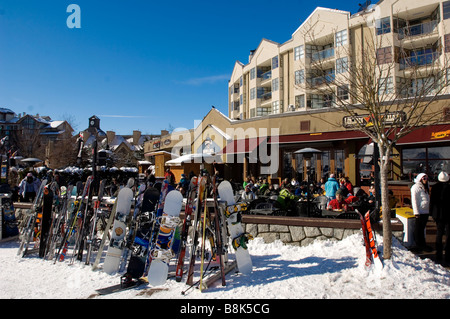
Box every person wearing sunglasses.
[411,173,432,252]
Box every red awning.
[269,130,367,144]
[219,137,266,155]
[396,124,450,145]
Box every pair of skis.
[356,209,383,272]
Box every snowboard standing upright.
[39,188,54,258]
[147,189,183,286]
[125,186,160,279]
[218,180,252,275]
[103,186,134,274]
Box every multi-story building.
[229,0,450,119]
[146,0,450,204]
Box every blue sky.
[0,0,361,135]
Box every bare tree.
[297,10,450,259]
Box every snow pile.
[1,234,450,299]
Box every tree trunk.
[379,147,392,259]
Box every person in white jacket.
[410,173,432,252]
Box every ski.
[364,211,383,272]
[186,176,207,286]
[91,276,148,297]
[200,260,237,290]
[198,180,209,291]
[218,180,253,275]
[18,179,48,257]
[175,176,198,282]
[85,179,106,265]
[355,209,372,269]
[210,175,227,287]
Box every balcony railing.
[259,91,272,101]
[399,51,440,70]
[261,70,272,81]
[308,73,335,86]
[398,20,439,40]
[311,47,335,62]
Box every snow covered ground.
[1,234,450,301]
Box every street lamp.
[294,148,322,217]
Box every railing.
[308,73,335,86]
[261,70,272,81]
[398,20,439,40]
[311,47,335,62]
[259,92,272,101]
[399,51,440,70]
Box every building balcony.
[398,20,439,40]
[311,47,335,63]
[399,51,440,70]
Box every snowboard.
[103,186,134,274]
[39,187,54,258]
[218,180,252,275]
[2,194,18,239]
[147,189,183,286]
[125,186,160,279]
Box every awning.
[268,130,367,144]
[396,124,450,145]
[219,137,266,155]
[165,153,223,166]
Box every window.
[272,101,280,114]
[402,146,450,182]
[335,29,347,47]
[240,94,243,105]
[375,17,391,35]
[300,120,310,131]
[445,34,450,53]
[378,77,394,95]
[250,68,256,80]
[444,1,450,20]
[240,76,243,87]
[250,87,256,100]
[295,70,305,85]
[336,57,349,73]
[272,78,279,91]
[376,47,392,64]
[295,94,305,109]
[257,107,271,116]
[337,85,349,100]
[294,45,305,60]
[272,56,279,69]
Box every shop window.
[402,146,450,181]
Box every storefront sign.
[431,130,450,140]
[343,111,406,128]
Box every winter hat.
[438,171,449,182]
[414,173,427,184]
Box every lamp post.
[294,148,322,217]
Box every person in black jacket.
[430,171,450,264]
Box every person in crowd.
[18,172,41,202]
[327,189,348,211]
[411,173,432,252]
[430,171,450,264]
[324,174,340,203]
[241,184,256,201]
[164,168,176,185]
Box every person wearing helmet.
[430,171,450,264]
[411,173,431,252]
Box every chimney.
[160,129,169,137]
[107,131,116,143]
[249,49,256,63]
[133,130,141,145]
